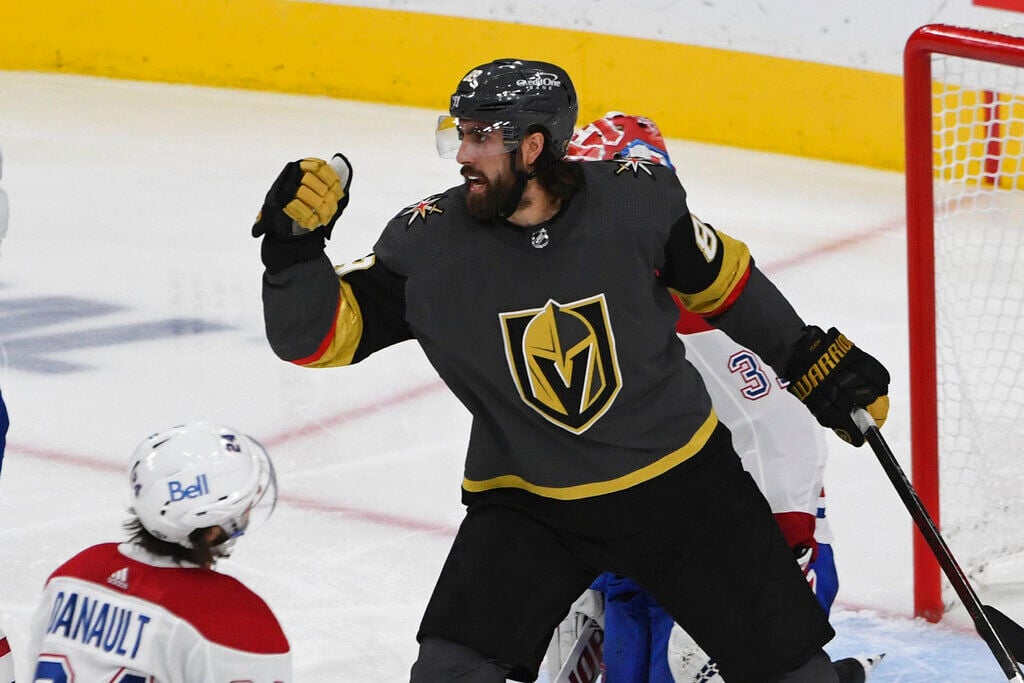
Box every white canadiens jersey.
[676,309,828,528]
[28,542,291,683]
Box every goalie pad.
[666,624,723,683]
[553,616,604,683]
[668,624,884,683]
[545,588,605,680]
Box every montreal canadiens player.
[27,423,291,682]
[548,113,880,683]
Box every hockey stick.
[851,408,1024,681]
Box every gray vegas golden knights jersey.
[262,159,807,502]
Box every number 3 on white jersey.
[692,215,718,263]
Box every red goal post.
[905,24,1024,622]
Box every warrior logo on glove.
[788,333,856,402]
[783,326,889,446]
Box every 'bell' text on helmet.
[128,423,277,548]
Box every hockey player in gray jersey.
[253,58,890,682]
[546,111,881,683]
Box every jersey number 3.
[728,350,771,400]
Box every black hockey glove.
[252,154,352,273]
[783,325,889,447]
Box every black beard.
[465,166,519,221]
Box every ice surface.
[0,70,1020,681]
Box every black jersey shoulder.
[576,157,682,187]
[575,159,688,242]
[375,185,466,275]
[386,185,464,229]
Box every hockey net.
[905,24,1024,622]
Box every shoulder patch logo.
[614,157,656,177]
[334,253,377,277]
[499,294,622,434]
[107,566,130,590]
[400,194,445,226]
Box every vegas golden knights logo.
[499,294,622,434]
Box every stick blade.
[984,605,1024,663]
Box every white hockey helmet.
[128,423,277,548]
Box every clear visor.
[223,451,278,543]
[240,456,277,538]
[435,115,519,159]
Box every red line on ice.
[6,380,455,536]
[259,380,447,449]
[762,219,902,274]
[8,218,901,537]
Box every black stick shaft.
[852,409,1023,680]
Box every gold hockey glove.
[252,154,353,239]
[783,326,889,447]
[285,158,343,229]
[252,154,353,273]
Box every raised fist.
[253,154,353,239]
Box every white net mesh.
[930,47,1024,603]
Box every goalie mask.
[437,58,579,159]
[128,423,277,549]
[566,112,675,170]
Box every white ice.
[0,70,1019,681]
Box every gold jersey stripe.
[462,410,719,500]
[670,232,751,315]
[296,279,363,368]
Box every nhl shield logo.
[499,294,622,434]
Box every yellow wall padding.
[0,1,905,169]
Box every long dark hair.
[529,124,585,203]
[123,516,229,569]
